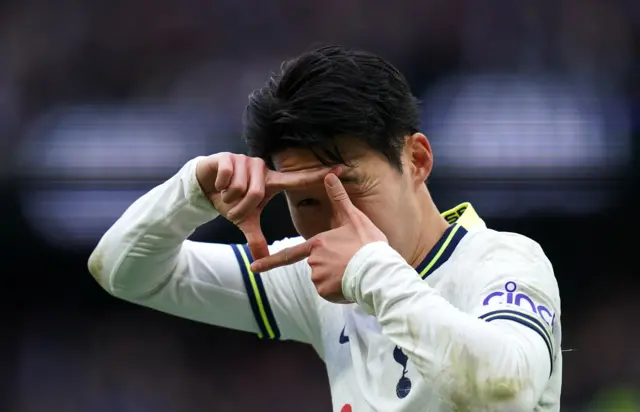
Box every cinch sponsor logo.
[482,281,555,327]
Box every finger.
[256,191,277,211]
[238,217,270,261]
[214,154,234,192]
[250,241,312,273]
[227,158,266,221]
[265,166,340,194]
[324,173,355,223]
[222,156,248,204]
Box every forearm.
[343,242,548,410]
[88,157,217,297]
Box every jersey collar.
[415,203,485,279]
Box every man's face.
[272,135,432,249]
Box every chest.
[321,276,464,412]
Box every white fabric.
[89,157,562,411]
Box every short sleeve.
[230,237,325,347]
[463,232,561,373]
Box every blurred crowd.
[1,0,638,410]
[0,0,636,159]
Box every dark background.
[0,0,638,410]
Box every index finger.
[265,167,340,193]
[324,173,356,223]
[250,241,312,273]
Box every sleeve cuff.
[184,156,220,215]
[342,241,400,313]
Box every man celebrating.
[89,45,562,411]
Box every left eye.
[297,199,319,208]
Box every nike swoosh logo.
[339,326,349,344]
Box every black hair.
[242,45,420,171]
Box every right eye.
[297,198,319,208]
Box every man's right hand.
[196,153,334,262]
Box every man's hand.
[196,153,332,260]
[250,173,388,302]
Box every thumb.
[324,173,355,224]
[237,216,270,261]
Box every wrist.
[342,241,392,312]
[187,157,219,215]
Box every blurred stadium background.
[0,0,638,410]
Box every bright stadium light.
[422,74,631,178]
[15,104,233,247]
[420,74,631,217]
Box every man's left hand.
[250,173,388,302]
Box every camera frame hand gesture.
[196,153,333,260]
[250,173,388,303]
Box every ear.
[405,133,433,186]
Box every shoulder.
[267,236,312,273]
[269,236,307,253]
[461,228,553,275]
[458,229,563,371]
[263,237,340,344]
[457,228,560,310]
[262,236,313,285]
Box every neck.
[404,189,449,270]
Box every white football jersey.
[89,158,562,412]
